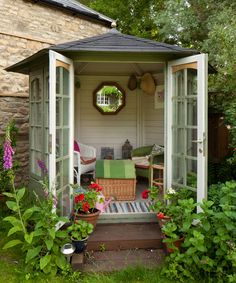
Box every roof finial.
[111,21,117,28]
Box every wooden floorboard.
[87,223,163,251]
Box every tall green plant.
[3,185,70,276]
[162,181,236,282]
[2,126,71,276]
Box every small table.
[150,164,164,190]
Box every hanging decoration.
[127,74,138,90]
[140,73,156,95]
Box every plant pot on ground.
[162,233,185,253]
[67,220,94,253]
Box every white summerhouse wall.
[142,94,164,146]
[75,75,164,159]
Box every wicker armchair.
[74,141,96,185]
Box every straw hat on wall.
[140,73,156,95]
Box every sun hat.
[140,73,156,95]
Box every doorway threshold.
[98,200,157,224]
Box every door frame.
[165,54,208,206]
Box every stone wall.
[0,97,29,185]
[0,0,109,185]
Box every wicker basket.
[96,178,136,201]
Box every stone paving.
[72,249,166,272]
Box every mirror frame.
[93,82,126,115]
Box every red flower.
[89,183,100,189]
[82,202,90,213]
[96,185,102,192]
[74,194,84,203]
[142,189,150,199]
[157,212,165,219]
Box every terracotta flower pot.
[163,236,184,253]
[74,208,101,229]
[157,214,172,228]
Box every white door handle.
[192,139,203,143]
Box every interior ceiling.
[74,62,165,76]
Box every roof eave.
[5,49,49,74]
[6,48,202,74]
[37,0,113,26]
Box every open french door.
[166,54,208,206]
[49,50,74,216]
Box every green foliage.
[101,86,122,97]
[208,155,236,185]
[67,220,93,241]
[3,185,71,276]
[162,180,236,282]
[81,0,164,40]
[0,121,18,192]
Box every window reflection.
[93,82,125,114]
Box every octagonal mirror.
[93,82,125,114]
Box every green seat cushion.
[131,145,153,157]
[96,160,136,179]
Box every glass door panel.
[172,68,198,190]
[55,64,71,215]
[167,55,208,205]
[49,51,74,217]
[29,74,43,178]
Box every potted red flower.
[142,187,196,253]
[73,182,103,228]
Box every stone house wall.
[0,0,109,186]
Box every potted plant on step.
[142,186,197,252]
[73,182,103,228]
[159,198,196,253]
[67,220,94,253]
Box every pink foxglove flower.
[37,159,48,174]
[3,139,14,170]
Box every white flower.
[167,187,176,195]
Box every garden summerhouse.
[7,28,208,218]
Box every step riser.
[87,222,163,252]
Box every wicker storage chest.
[95,160,136,201]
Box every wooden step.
[87,223,163,251]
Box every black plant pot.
[71,237,88,254]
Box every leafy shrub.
[3,186,71,276]
[162,180,236,282]
[208,152,236,186]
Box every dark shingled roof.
[6,29,206,74]
[37,0,113,25]
[50,28,199,54]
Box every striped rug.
[103,201,154,214]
